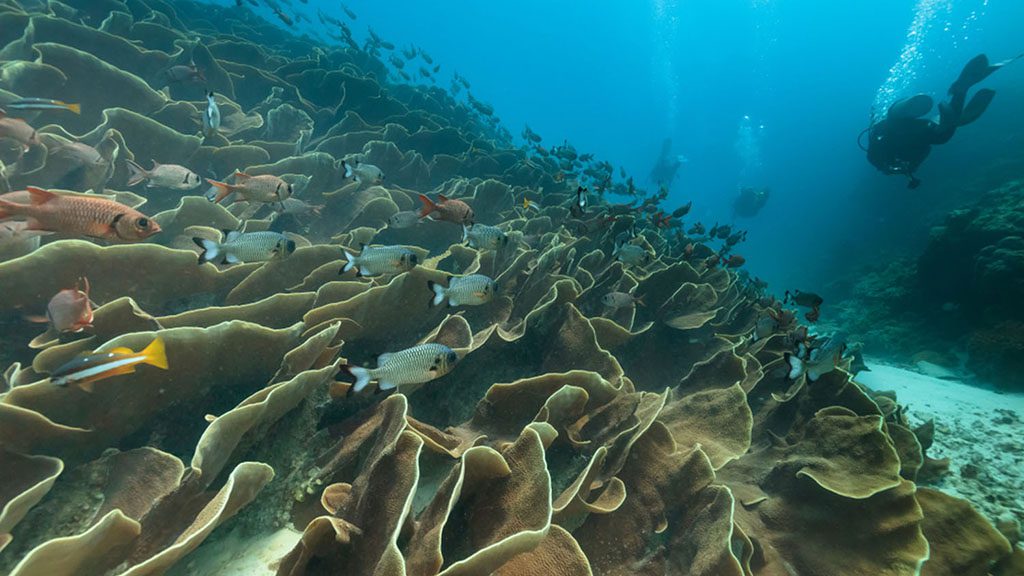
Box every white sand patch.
[856,361,1024,528]
[169,526,301,576]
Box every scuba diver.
[733,186,770,218]
[649,138,688,189]
[864,53,1020,188]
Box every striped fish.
[462,223,508,250]
[193,231,296,264]
[4,98,80,114]
[428,274,497,307]
[341,244,418,277]
[50,337,169,391]
[343,343,458,394]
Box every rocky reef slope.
[0,0,1020,574]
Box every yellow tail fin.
[64,102,81,115]
[140,337,169,370]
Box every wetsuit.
[866,54,1013,188]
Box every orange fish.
[0,187,160,242]
[25,277,94,348]
[206,172,293,204]
[418,193,474,224]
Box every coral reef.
[0,0,1018,575]
[834,180,1024,389]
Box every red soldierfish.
[206,172,293,204]
[418,193,474,224]
[25,277,94,349]
[0,187,160,242]
[50,337,169,392]
[0,109,40,151]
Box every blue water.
[231,0,1024,292]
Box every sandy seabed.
[858,361,1024,528]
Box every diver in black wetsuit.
[865,54,1020,188]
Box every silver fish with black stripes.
[193,230,296,265]
[343,343,458,393]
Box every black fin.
[959,88,995,126]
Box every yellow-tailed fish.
[50,337,169,391]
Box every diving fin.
[959,88,996,126]
[950,54,1001,95]
[887,94,933,119]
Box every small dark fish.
[165,63,205,84]
[341,2,357,19]
[671,201,692,219]
[784,290,824,309]
[570,186,587,218]
[720,254,745,268]
[725,230,747,247]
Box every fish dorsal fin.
[887,94,933,119]
[224,230,242,242]
[233,171,251,182]
[26,187,57,204]
[437,194,449,202]
[151,160,162,169]
[377,352,394,366]
[109,346,134,355]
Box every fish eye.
[137,218,149,228]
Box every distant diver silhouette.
[862,53,1021,189]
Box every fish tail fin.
[140,337,169,370]
[342,160,354,179]
[126,159,147,187]
[205,179,234,203]
[343,365,372,393]
[64,102,81,114]
[0,199,18,220]
[342,249,357,274]
[193,237,220,263]
[428,280,446,307]
[418,194,436,218]
[635,295,646,307]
